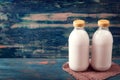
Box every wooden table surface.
[0,58,119,80]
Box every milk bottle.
[69,20,89,71]
[91,19,113,71]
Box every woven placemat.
[62,62,120,80]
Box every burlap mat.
[62,62,120,80]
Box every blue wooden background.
[0,0,120,58]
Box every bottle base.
[69,64,88,72]
[91,65,111,71]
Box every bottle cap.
[73,19,85,27]
[98,19,110,27]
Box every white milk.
[69,20,89,71]
[91,20,113,71]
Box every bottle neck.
[98,27,109,31]
[74,27,84,30]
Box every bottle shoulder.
[93,30,112,37]
[69,29,89,38]
[69,29,89,43]
[92,30,113,44]
[70,29,88,35]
